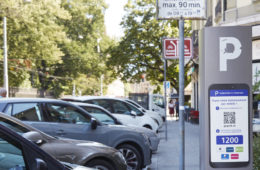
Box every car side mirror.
[130,111,137,117]
[33,158,47,170]
[22,131,44,145]
[91,118,98,130]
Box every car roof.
[0,97,64,103]
[0,98,101,123]
[62,96,126,102]
[70,101,106,109]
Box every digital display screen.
[210,89,249,163]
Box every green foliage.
[0,0,113,97]
[254,135,260,169]
[106,0,192,92]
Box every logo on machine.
[219,37,242,72]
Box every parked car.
[129,93,166,121]
[253,118,260,137]
[0,98,152,170]
[62,96,159,132]
[72,102,160,152]
[0,124,94,170]
[0,112,127,170]
[124,98,164,129]
[70,102,123,125]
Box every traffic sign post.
[157,0,205,170]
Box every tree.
[53,0,115,97]
[106,0,192,93]
[0,0,113,97]
[0,0,71,95]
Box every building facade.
[190,0,260,110]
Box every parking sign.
[163,38,192,59]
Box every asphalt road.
[150,117,200,170]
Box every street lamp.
[97,38,103,96]
[3,17,8,97]
[3,0,32,97]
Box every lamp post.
[3,0,32,97]
[97,38,103,96]
[3,16,8,97]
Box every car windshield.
[80,106,116,125]
[126,100,142,108]
[0,118,29,136]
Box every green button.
[235,147,243,152]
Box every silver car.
[0,98,152,170]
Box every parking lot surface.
[150,118,200,170]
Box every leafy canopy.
[107,0,192,93]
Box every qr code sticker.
[224,112,236,124]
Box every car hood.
[55,137,115,150]
[106,124,157,138]
[42,137,118,163]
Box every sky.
[104,0,128,38]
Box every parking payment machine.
[209,84,249,168]
[199,27,252,170]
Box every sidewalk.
[150,117,200,170]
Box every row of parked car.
[0,96,165,170]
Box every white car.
[124,98,164,129]
[70,102,160,152]
[62,96,159,133]
[253,118,260,136]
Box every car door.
[3,102,55,136]
[43,103,108,144]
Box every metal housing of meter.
[199,26,252,170]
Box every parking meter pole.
[164,59,168,141]
[179,18,185,170]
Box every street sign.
[157,0,206,20]
[164,81,170,89]
[163,38,192,59]
[164,38,177,59]
[164,81,171,96]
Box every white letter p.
[219,37,242,71]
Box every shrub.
[254,135,260,169]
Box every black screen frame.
[208,83,250,168]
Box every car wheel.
[117,144,142,170]
[86,159,115,170]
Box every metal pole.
[164,59,168,141]
[72,81,76,96]
[3,16,9,97]
[179,18,185,170]
[100,74,103,96]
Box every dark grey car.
[0,98,152,170]
[0,124,95,170]
[0,112,126,170]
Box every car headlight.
[151,117,159,126]
[114,151,127,164]
[142,133,152,149]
